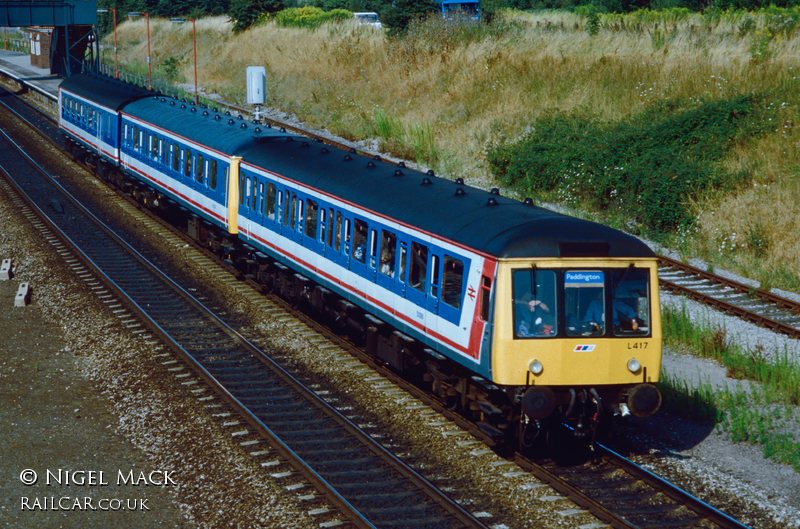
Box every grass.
[659,301,800,470]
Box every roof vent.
[153,95,158,99]
[366,161,377,168]
[280,127,286,132]
[170,101,175,106]
[455,188,466,196]
[398,161,406,168]
[523,197,534,205]
[203,110,209,116]
[240,123,247,129]
[426,169,435,177]
[238,114,244,120]
[373,155,381,161]
[301,141,310,148]
[214,115,221,120]
[314,136,323,143]
[320,147,329,154]
[394,170,404,177]
[344,154,353,161]
[254,127,262,133]
[422,177,432,185]
[225,111,231,116]
[349,147,356,153]
[286,137,294,142]
[190,107,197,112]
[490,188,500,195]
[160,98,166,102]
[455,177,464,184]
[181,104,187,109]
[228,119,235,125]
[487,197,499,206]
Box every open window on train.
[305,199,318,239]
[410,242,427,292]
[513,269,557,338]
[265,183,276,219]
[443,256,464,309]
[352,219,367,263]
[380,230,397,278]
[565,271,604,337]
[611,267,650,336]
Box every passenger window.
[197,154,205,183]
[443,256,464,309]
[410,242,428,292]
[430,254,440,298]
[297,199,304,232]
[265,183,276,220]
[252,180,258,211]
[480,276,492,322]
[209,160,218,189]
[290,194,297,230]
[184,149,192,178]
[152,134,158,160]
[283,191,290,226]
[352,219,367,263]
[369,230,377,268]
[327,208,335,247]
[344,218,351,253]
[514,269,557,338]
[246,178,252,210]
[133,126,139,150]
[172,144,180,172]
[240,174,246,206]
[380,230,396,278]
[319,208,327,243]
[305,199,318,239]
[335,211,342,251]
[398,244,407,283]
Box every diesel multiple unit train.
[58,72,662,448]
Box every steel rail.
[596,444,751,529]
[0,121,489,529]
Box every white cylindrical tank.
[246,66,266,105]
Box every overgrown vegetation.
[487,94,777,234]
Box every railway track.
[0,110,489,529]
[0,78,761,528]
[658,256,800,339]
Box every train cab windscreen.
[564,269,651,337]
[513,270,557,338]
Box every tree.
[229,0,286,31]
[380,0,438,34]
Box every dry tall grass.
[107,11,800,289]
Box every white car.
[354,12,382,29]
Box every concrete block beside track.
[0,259,11,280]
[15,282,30,307]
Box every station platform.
[0,49,61,100]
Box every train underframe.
[70,142,658,454]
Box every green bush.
[486,94,775,234]
[275,6,352,29]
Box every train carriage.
[58,72,663,449]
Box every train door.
[405,240,429,327]
[438,254,466,325]
[280,190,302,246]
[327,210,348,271]
[376,228,399,294]
[302,198,324,258]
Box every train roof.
[123,96,300,154]
[59,72,154,110]
[121,92,653,260]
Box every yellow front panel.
[491,259,662,386]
